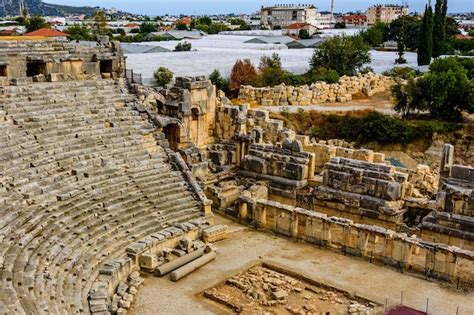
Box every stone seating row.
[0,80,204,314]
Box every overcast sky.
[46,0,473,15]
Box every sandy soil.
[129,216,474,315]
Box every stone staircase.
[0,79,204,314]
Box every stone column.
[439,144,454,187]
[290,213,298,238]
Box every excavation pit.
[201,263,381,314]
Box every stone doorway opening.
[100,60,113,75]
[26,61,47,77]
[0,64,7,77]
[163,123,181,151]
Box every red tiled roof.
[24,28,68,37]
[179,17,192,25]
[124,23,139,28]
[286,22,309,29]
[342,14,367,21]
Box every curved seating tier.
[0,80,204,314]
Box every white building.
[261,4,319,29]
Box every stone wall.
[238,73,393,106]
[0,38,125,84]
[239,142,316,188]
[235,199,474,289]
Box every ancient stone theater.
[0,37,473,315]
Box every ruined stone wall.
[0,38,125,84]
[238,73,393,106]
[236,199,474,289]
[239,142,316,185]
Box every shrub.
[299,29,311,39]
[174,41,192,51]
[209,69,230,94]
[153,67,173,87]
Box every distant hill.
[0,0,101,17]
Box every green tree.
[139,21,157,34]
[64,25,92,41]
[433,0,448,58]
[361,22,388,47]
[258,53,282,71]
[209,69,230,94]
[174,41,192,51]
[387,16,420,50]
[154,67,174,87]
[176,23,188,30]
[445,16,460,36]
[334,22,346,29]
[309,35,371,76]
[392,57,472,120]
[298,29,311,39]
[417,5,434,66]
[26,15,49,33]
[93,10,108,35]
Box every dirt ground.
[130,215,474,315]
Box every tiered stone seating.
[0,79,204,314]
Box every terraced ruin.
[0,37,473,314]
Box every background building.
[367,4,409,25]
[260,4,318,29]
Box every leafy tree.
[64,25,92,41]
[386,16,420,51]
[445,16,461,36]
[306,67,340,84]
[209,69,230,94]
[433,0,448,58]
[309,35,371,76]
[298,29,311,39]
[230,18,251,30]
[361,22,388,47]
[176,23,188,30]
[26,15,49,33]
[93,10,108,35]
[174,41,192,51]
[139,21,157,34]
[230,59,257,92]
[334,22,346,29]
[392,57,472,120]
[154,67,173,87]
[417,5,434,66]
[197,16,213,26]
[259,53,282,71]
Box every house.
[24,28,69,40]
[283,22,317,37]
[452,34,473,40]
[341,14,368,27]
